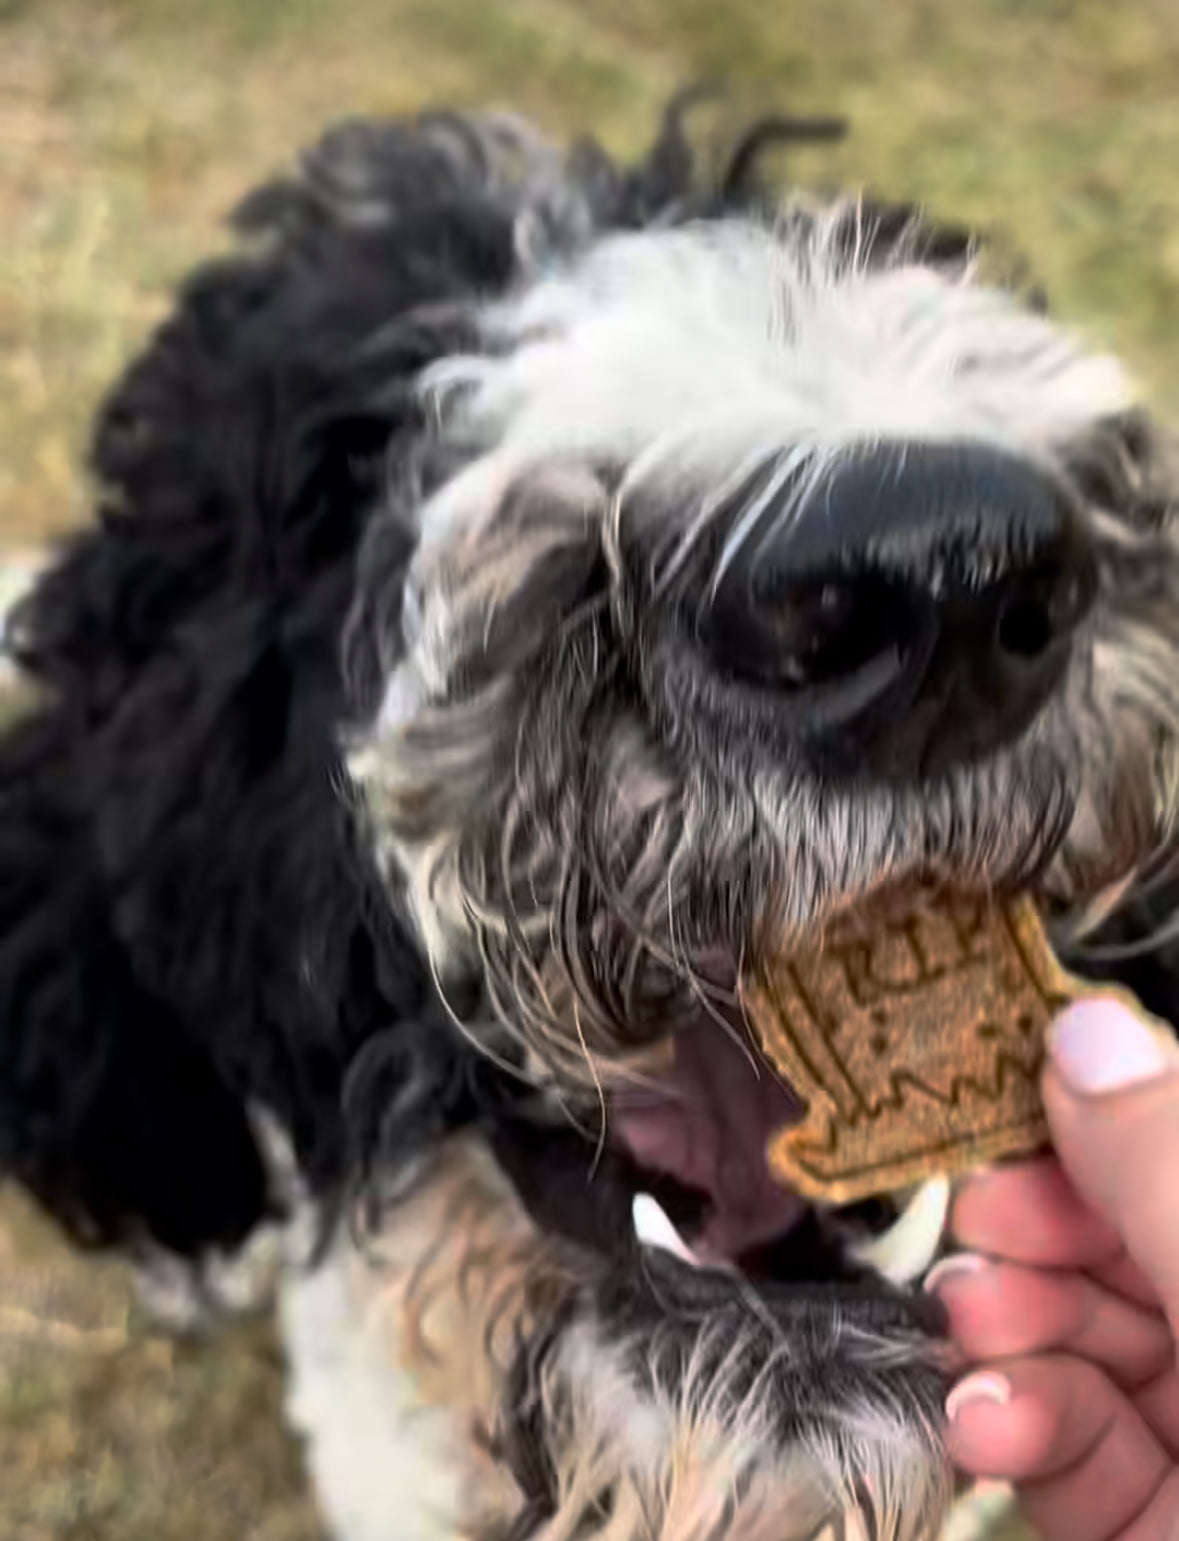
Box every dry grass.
[4,0,1178,1535]
[0,1188,321,1541]
[3,0,1179,546]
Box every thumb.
[1042,996,1179,1324]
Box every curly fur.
[4,96,1179,1539]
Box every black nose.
[706,442,1097,778]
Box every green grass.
[2,0,1179,546]
[6,0,1178,1534]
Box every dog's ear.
[0,113,536,1256]
[0,710,273,1255]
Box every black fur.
[0,116,522,1256]
[0,102,799,1261]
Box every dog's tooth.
[631,1193,699,1266]
[851,1176,950,1285]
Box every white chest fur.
[280,1246,466,1541]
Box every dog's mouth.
[610,1017,950,1292]
[613,1024,812,1264]
[488,884,1110,1312]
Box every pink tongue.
[614,1027,809,1264]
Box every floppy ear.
[0,709,273,1255]
[0,112,533,1258]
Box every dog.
[4,97,1179,1540]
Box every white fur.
[0,552,42,691]
[280,1246,465,1541]
[556,1318,678,1474]
[420,211,1131,550]
[376,211,1137,805]
[130,1221,285,1334]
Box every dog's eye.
[704,570,914,695]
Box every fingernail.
[924,1253,987,1295]
[946,1372,1010,1423]
[1049,998,1178,1095]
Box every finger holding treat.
[744,893,1179,1541]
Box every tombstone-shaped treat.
[745,891,1086,1205]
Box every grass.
[2,0,1179,548]
[4,0,1179,1534]
[0,1189,320,1541]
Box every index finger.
[953,1156,1125,1269]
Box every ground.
[3,0,1178,1534]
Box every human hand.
[929,997,1179,1541]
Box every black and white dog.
[4,99,1179,1541]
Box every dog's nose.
[707,442,1097,778]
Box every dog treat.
[745,891,1134,1206]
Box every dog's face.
[344,197,1179,1535]
[354,201,1179,1077]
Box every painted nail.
[1049,998,1179,1095]
[924,1253,987,1295]
[946,1372,1011,1423]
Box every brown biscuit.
[744,890,1136,1206]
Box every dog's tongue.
[613,1027,808,1263]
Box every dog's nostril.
[706,570,914,703]
[767,580,885,686]
[996,592,1054,661]
[995,556,1096,665]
